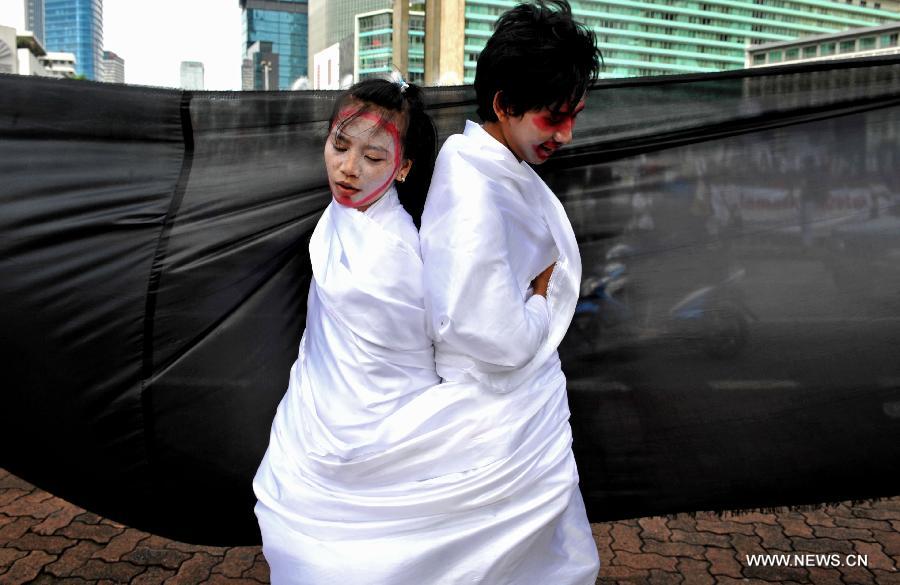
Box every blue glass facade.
[44,0,103,80]
[242,0,308,90]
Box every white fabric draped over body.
[254,124,599,585]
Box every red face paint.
[328,107,403,209]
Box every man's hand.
[531,263,555,298]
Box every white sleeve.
[422,189,550,372]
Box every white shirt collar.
[463,120,525,169]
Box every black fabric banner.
[2,57,899,545]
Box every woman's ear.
[492,91,508,122]
[397,159,413,182]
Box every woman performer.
[419,1,602,583]
[252,77,442,583]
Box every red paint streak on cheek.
[532,115,556,132]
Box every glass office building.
[356,8,426,84]
[241,0,308,90]
[461,0,900,81]
[43,0,102,80]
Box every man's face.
[501,98,586,165]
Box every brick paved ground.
[1,468,898,584]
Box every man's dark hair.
[474,0,601,122]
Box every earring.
[397,175,406,183]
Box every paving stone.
[812,525,873,540]
[806,567,846,585]
[853,541,897,571]
[164,552,220,584]
[8,532,76,555]
[743,564,811,583]
[791,536,855,556]
[1,491,61,519]
[836,563,877,585]
[57,521,123,544]
[2,550,56,584]
[27,575,93,585]
[637,517,671,542]
[212,546,259,578]
[142,534,174,549]
[754,523,793,551]
[802,509,837,527]
[641,540,706,561]
[166,540,228,556]
[712,578,790,585]
[614,550,678,572]
[203,575,272,585]
[0,516,39,545]
[0,514,15,529]
[45,540,104,577]
[0,547,28,569]
[241,557,271,582]
[871,528,900,557]
[596,564,650,583]
[610,523,643,554]
[0,474,33,491]
[665,516,696,532]
[869,569,900,585]
[675,558,714,585]
[91,528,149,562]
[694,518,755,536]
[131,566,178,585]
[704,547,742,578]
[780,515,815,538]
[723,511,779,526]
[69,558,145,582]
[122,545,192,569]
[647,568,682,584]
[33,503,85,535]
[669,528,731,549]
[72,512,103,525]
[853,508,900,522]
[834,516,894,531]
[729,533,766,558]
[0,489,30,508]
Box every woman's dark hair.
[327,78,437,227]
[474,0,602,122]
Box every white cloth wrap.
[254,136,598,584]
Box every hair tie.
[390,71,410,94]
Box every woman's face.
[324,106,411,210]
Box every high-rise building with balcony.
[308,0,393,76]
[355,7,426,84]
[240,0,308,90]
[425,0,900,84]
[43,0,102,80]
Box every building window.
[769,50,782,63]
[803,45,817,58]
[820,42,836,56]
[860,37,877,50]
[882,33,899,47]
[839,40,856,53]
[785,48,799,60]
[753,53,766,64]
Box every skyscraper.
[180,61,204,90]
[101,49,124,83]
[25,0,45,44]
[308,0,392,77]
[43,0,102,80]
[240,0,308,90]
[425,0,900,84]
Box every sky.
[104,0,244,90]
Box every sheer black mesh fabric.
[1,56,899,545]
